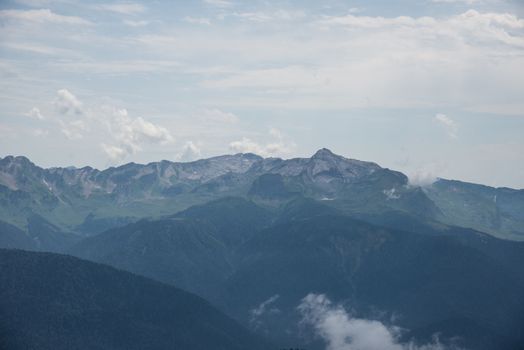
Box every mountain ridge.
[1,149,523,241]
[3,150,521,190]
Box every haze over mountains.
[1,149,524,349]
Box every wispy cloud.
[231,10,306,22]
[435,114,458,138]
[51,60,181,75]
[0,8,92,25]
[1,42,81,57]
[250,294,280,329]
[123,19,149,27]
[318,10,524,46]
[95,3,146,15]
[432,0,480,4]
[204,0,233,8]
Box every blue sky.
[0,0,523,188]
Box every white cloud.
[229,128,295,157]
[231,10,306,23]
[26,107,44,120]
[184,16,211,25]
[319,10,524,46]
[348,8,363,14]
[204,0,233,8]
[32,90,174,162]
[432,0,480,4]
[192,9,523,111]
[104,108,174,158]
[96,3,146,15]
[54,89,83,115]
[2,42,73,56]
[14,0,67,6]
[298,294,454,350]
[176,141,202,162]
[435,114,458,138]
[52,89,88,139]
[229,137,264,154]
[408,169,439,187]
[318,13,437,29]
[0,9,92,25]
[101,144,127,161]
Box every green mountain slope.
[425,179,524,240]
[220,213,524,349]
[69,197,272,300]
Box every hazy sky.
[1,0,523,188]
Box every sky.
[0,0,523,188]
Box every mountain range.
[1,149,524,349]
[1,149,523,243]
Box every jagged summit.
[0,155,35,167]
[312,148,339,159]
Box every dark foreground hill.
[0,249,271,350]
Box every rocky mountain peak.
[311,148,340,160]
[0,155,35,169]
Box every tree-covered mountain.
[219,211,524,350]
[2,149,523,242]
[69,197,273,301]
[68,196,524,349]
[0,249,271,350]
[0,215,80,253]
